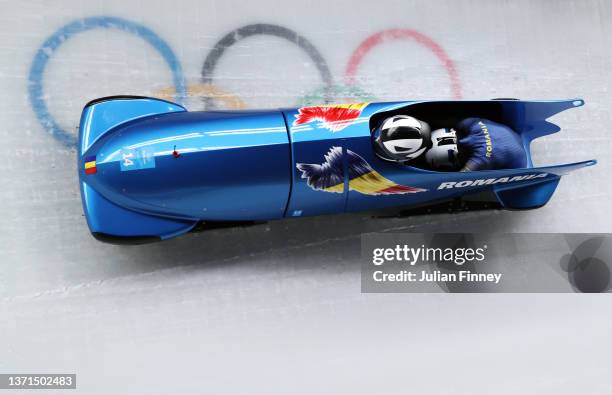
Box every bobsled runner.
[78,96,595,244]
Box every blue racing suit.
[455,118,527,171]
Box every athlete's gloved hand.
[455,118,528,171]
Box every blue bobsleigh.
[78,96,595,243]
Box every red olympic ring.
[345,28,462,99]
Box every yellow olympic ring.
[154,84,247,110]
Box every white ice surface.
[1,0,612,393]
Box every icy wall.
[1,0,612,393]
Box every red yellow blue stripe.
[296,147,426,196]
[84,155,96,175]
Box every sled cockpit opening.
[369,99,581,173]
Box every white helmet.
[373,115,431,162]
[425,128,459,170]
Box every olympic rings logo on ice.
[28,16,462,147]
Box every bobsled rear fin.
[536,159,597,176]
[494,178,560,209]
[499,99,585,159]
[501,99,584,139]
[493,159,595,209]
[80,182,197,243]
[79,95,186,154]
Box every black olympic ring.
[200,23,334,109]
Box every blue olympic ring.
[28,16,186,147]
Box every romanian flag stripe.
[348,170,425,195]
[296,147,427,197]
[324,183,344,193]
[349,171,397,194]
[84,155,96,175]
[378,185,423,194]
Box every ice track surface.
[1,0,612,393]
